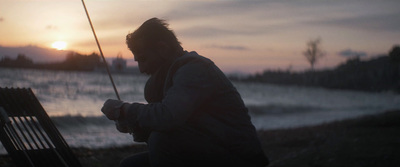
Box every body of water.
[1,68,399,152]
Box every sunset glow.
[1,0,399,73]
[51,41,67,50]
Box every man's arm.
[121,61,216,131]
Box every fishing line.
[81,0,121,100]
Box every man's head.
[126,18,183,75]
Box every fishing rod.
[81,0,138,138]
[81,0,121,100]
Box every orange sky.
[1,0,399,73]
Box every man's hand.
[101,99,126,120]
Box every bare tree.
[303,38,325,71]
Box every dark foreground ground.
[1,110,399,167]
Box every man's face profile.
[134,49,164,75]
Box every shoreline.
[1,110,399,167]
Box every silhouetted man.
[101,18,269,167]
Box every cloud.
[165,1,283,37]
[179,26,233,38]
[315,12,400,32]
[178,25,267,39]
[169,0,400,37]
[206,44,249,51]
[339,49,367,58]
[88,0,400,41]
[299,1,400,33]
[164,1,246,20]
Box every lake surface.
[1,68,399,152]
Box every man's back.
[143,51,268,166]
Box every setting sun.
[51,41,67,50]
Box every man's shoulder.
[168,51,214,75]
[175,51,214,67]
[163,52,217,89]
